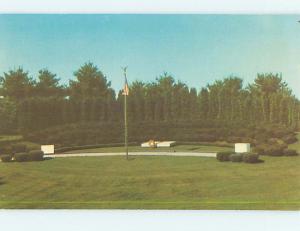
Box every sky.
[0,14,299,97]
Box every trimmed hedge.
[283,149,298,156]
[242,153,260,163]
[229,153,243,162]
[0,154,12,162]
[28,150,44,161]
[0,146,13,155]
[282,134,298,144]
[216,151,234,162]
[12,143,27,154]
[254,144,285,156]
[24,121,296,148]
[14,152,29,162]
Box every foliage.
[14,152,29,162]
[0,145,13,155]
[24,121,297,148]
[0,67,35,101]
[0,154,12,162]
[12,143,27,154]
[242,153,260,163]
[282,134,298,144]
[216,151,233,162]
[0,64,299,144]
[229,153,243,162]
[255,144,286,156]
[28,150,44,161]
[283,149,298,156]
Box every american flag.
[122,76,129,96]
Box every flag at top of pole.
[122,67,129,96]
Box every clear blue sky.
[0,14,299,97]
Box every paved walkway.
[46,152,217,158]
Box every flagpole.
[122,67,129,160]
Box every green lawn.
[0,155,299,209]
[65,144,233,153]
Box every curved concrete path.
[46,152,216,158]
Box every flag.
[122,76,129,96]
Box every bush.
[283,149,298,156]
[243,153,260,163]
[254,144,285,156]
[12,144,27,154]
[229,153,243,162]
[28,150,44,161]
[0,154,12,162]
[14,152,29,162]
[216,151,233,162]
[282,134,298,144]
[0,146,13,155]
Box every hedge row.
[23,121,297,148]
[217,152,260,163]
[254,144,298,156]
[0,150,44,163]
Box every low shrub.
[0,154,12,162]
[15,152,29,162]
[198,134,217,142]
[28,150,44,161]
[282,134,298,144]
[12,143,27,154]
[226,136,252,143]
[0,146,13,155]
[216,151,233,162]
[283,149,298,156]
[242,153,260,163]
[254,144,285,156]
[229,153,243,162]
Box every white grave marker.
[235,143,250,153]
[41,145,55,154]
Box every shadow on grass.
[44,157,54,161]
[126,157,136,161]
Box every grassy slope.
[65,145,233,154]
[0,155,299,209]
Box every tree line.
[0,62,299,136]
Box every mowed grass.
[0,155,299,209]
[65,145,233,154]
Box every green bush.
[283,149,298,156]
[28,150,44,161]
[0,154,12,162]
[14,152,29,162]
[12,143,27,154]
[242,153,260,163]
[216,151,233,162]
[282,134,298,144]
[229,153,243,162]
[0,146,13,155]
[254,144,285,156]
